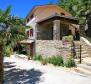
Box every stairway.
[74,41,89,59]
[74,36,91,60]
[80,37,91,58]
[74,37,91,76]
[75,57,91,76]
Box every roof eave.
[37,14,79,24]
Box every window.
[27,29,33,37]
[29,29,33,37]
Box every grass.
[32,55,76,68]
[48,56,64,66]
[33,55,43,61]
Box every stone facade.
[25,5,79,59]
[36,40,72,58]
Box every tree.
[3,16,26,56]
[0,6,11,84]
[58,0,91,24]
[0,6,26,82]
[58,0,91,37]
[0,6,26,56]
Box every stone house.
[20,4,79,58]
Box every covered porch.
[37,14,79,40]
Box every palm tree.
[2,16,26,57]
[4,16,26,48]
[0,6,11,84]
[0,6,26,83]
[0,7,26,55]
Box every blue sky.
[0,0,58,18]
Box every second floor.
[26,4,72,24]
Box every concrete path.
[4,56,91,84]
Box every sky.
[0,0,58,18]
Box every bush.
[48,56,64,66]
[62,35,73,42]
[33,55,43,61]
[68,35,73,42]
[41,58,48,65]
[4,46,12,57]
[65,57,76,68]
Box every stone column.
[53,20,60,40]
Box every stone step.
[75,67,91,77]
[77,64,91,72]
[75,59,80,64]
[82,55,89,58]
[75,56,88,60]
[76,51,88,54]
[75,48,86,50]
[76,51,88,55]
[75,49,86,51]
[82,57,91,66]
[75,56,89,63]
[77,54,88,57]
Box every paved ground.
[4,56,91,84]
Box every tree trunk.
[0,43,3,84]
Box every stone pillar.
[53,20,60,40]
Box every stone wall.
[36,40,72,58]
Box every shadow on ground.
[4,62,43,84]
[4,62,16,68]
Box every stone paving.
[4,56,91,84]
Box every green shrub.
[68,35,73,42]
[48,56,64,66]
[62,35,73,42]
[33,55,43,61]
[4,46,12,57]
[41,58,48,65]
[65,57,76,68]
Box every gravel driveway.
[4,56,91,84]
